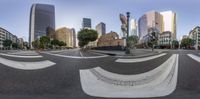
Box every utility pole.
[125,12,130,54]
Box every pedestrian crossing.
[79,54,179,98]
[0,50,200,98]
[79,52,200,98]
[0,51,55,70]
[9,51,39,56]
[187,54,200,63]
[42,50,109,59]
[0,53,43,58]
[115,53,167,63]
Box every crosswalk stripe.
[115,53,167,63]
[41,52,108,59]
[9,51,39,56]
[187,54,200,63]
[79,54,178,98]
[0,57,55,70]
[0,53,43,58]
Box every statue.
[119,14,128,36]
[119,14,129,50]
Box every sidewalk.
[91,49,161,57]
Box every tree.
[3,39,12,49]
[58,41,66,46]
[51,39,59,45]
[181,38,193,49]
[32,39,40,49]
[127,35,139,49]
[78,29,98,47]
[39,36,50,49]
[23,42,29,50]
[12,43,18,49]
[57,41,66,49]
[50,39,59,49]
[78,41,87,48]
[172,40,179,49]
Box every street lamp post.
[125,12,130,54]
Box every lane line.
[115,53,167,63]
[79,54,178,98]
[0,57,55,70]
[41,52,108,59]
[9,51,39,56]
[0,53,43,58]
[115,52,159,58]
[80,51,84,58]
[187,54,200,62]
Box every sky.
[0,0,200,41]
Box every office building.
[182,35,189,39]
[12,35,17,44]
[138,11,163,43]
[55,27,73,47]
[130,18,137,36]
[18,38,24,49]
[71,28,76,48]
[188,26,200,50]
[0,27,7,49]
[0,27,19,49]
[82,18,91,29]
[160,11,177,40]
[97,31,123,47]
[158,31,172,48]
[96,22,106,36]
[29,4,55,49]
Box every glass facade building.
[138,11,163,43]
[71,28,76,48]
[160,11,177,40]
[96,22,106,36]
[130,18,137,36]
[29,4,55,48]
[138,15,147,40]
[82,18,91,29]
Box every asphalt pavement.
[0,49,199,99]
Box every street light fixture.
[125,12,130,54]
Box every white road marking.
[80,51,84,57]
[9,51,39,56]
[41,52,108,59]
[80,54,178,98]
[115,53,167,63]
[115,52,159,58]
[0,53,43,58]
[0,57,55,70]
[187,54,200,62]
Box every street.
[0,49,199,99]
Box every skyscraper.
[96,22,106,36]
[138,11,163,41]
[130,18,137,36]
[29,4,55,48]
[55,27,73,47]
[82,18,91,29]
[160,11,177,40]
[71,28,76,48]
